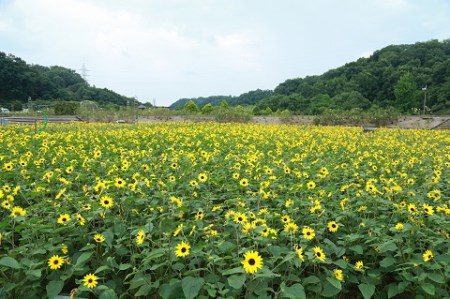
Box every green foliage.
[201,103,214,114]
[170,89,274,110]
[314,107,400,126]
[394,72,420,112]
[54,101,80,115]
[0,51,136,109]
[220,100,229,108]
[184,100,199,113]
[271,39,450,114]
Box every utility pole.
[422,86,427,115]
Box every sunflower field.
[0,123,449,299]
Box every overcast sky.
[0,0,449,106]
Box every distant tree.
[220,100,229,108]
[394,72,419,112]
[184,100,199,113]
[54,101,80,115]
[201,103,214,114]
[11,100,23,111]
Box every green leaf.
[182,276,205,299]
[74,252,92,268]
[143,248,165,262]
[378,241,397,253]
[25,269,42,280]
[349,245,363,254]
[95,265,111,274]
[333,259,348,269]
[303,276,320,284]
[387,284,398,298]
[380,256,396,268]
[281,283,306,299]
[99,289,118,299]
[46,280,64,299]
[228,274,246,289]
[326,277,342,290]
[159,282,183,299]
[118,263,132,271]
[321,281,341,297]
[427,272,444,284]
[254,267,281,278]
[421,283,435,296]
[135,284,153,297]
[221,267,245,275]
[358,283,375,299]
[0,256,21,269]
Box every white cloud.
[0,0,449,105]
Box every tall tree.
[394,72,419,112]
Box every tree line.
[172,39,450,115]
[0,52,137,111]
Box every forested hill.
[171,39,450,114]
[169,89,273,109]
[0,52,136,109]
[261,39,450,114]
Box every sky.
[0,0,449,106]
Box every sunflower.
[306,181,316,189]
[302,226,315,240]
[395,223,404,230]
[136,230,145,245]
[280,215,291,224]
[422,203,434,215]
[65,165,74,174]
[422,250,433,262]
[76,214,85,226]
[48,255,64,270]
[82,204,91,211]
[94,234,105,243]
[10,206,26,217]
[355,260,364,270]
[100,195,114,209]
[190,180,198,187]
[61,243,69,254]
[57,213,71,225]
[175,240,191,258]
[313,246,326,262]
[241,250,263,274]
[294,245,304,262]
[114,178,126,188]
[3,162,13,171]
[239,178,249,187]
[327,221,339,233]
[233,212,247,224]
[93,150,102,158]
[408,203,417,214]
[1,200,11,209]
[284,222,299,234]
[334,269,344,281]
[198,173,208,182]
[195,210,204,220]
[232,173,240,179]
[83,273,99,289]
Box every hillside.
[169,89,274,109]
[0,52,137,110]
[172,39,450,114]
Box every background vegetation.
[1,39,449,115]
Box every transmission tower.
[81,64,89,83]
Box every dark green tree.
[184,100,199,113]
[394,72,419,112]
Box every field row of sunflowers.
[0,123,448,298]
